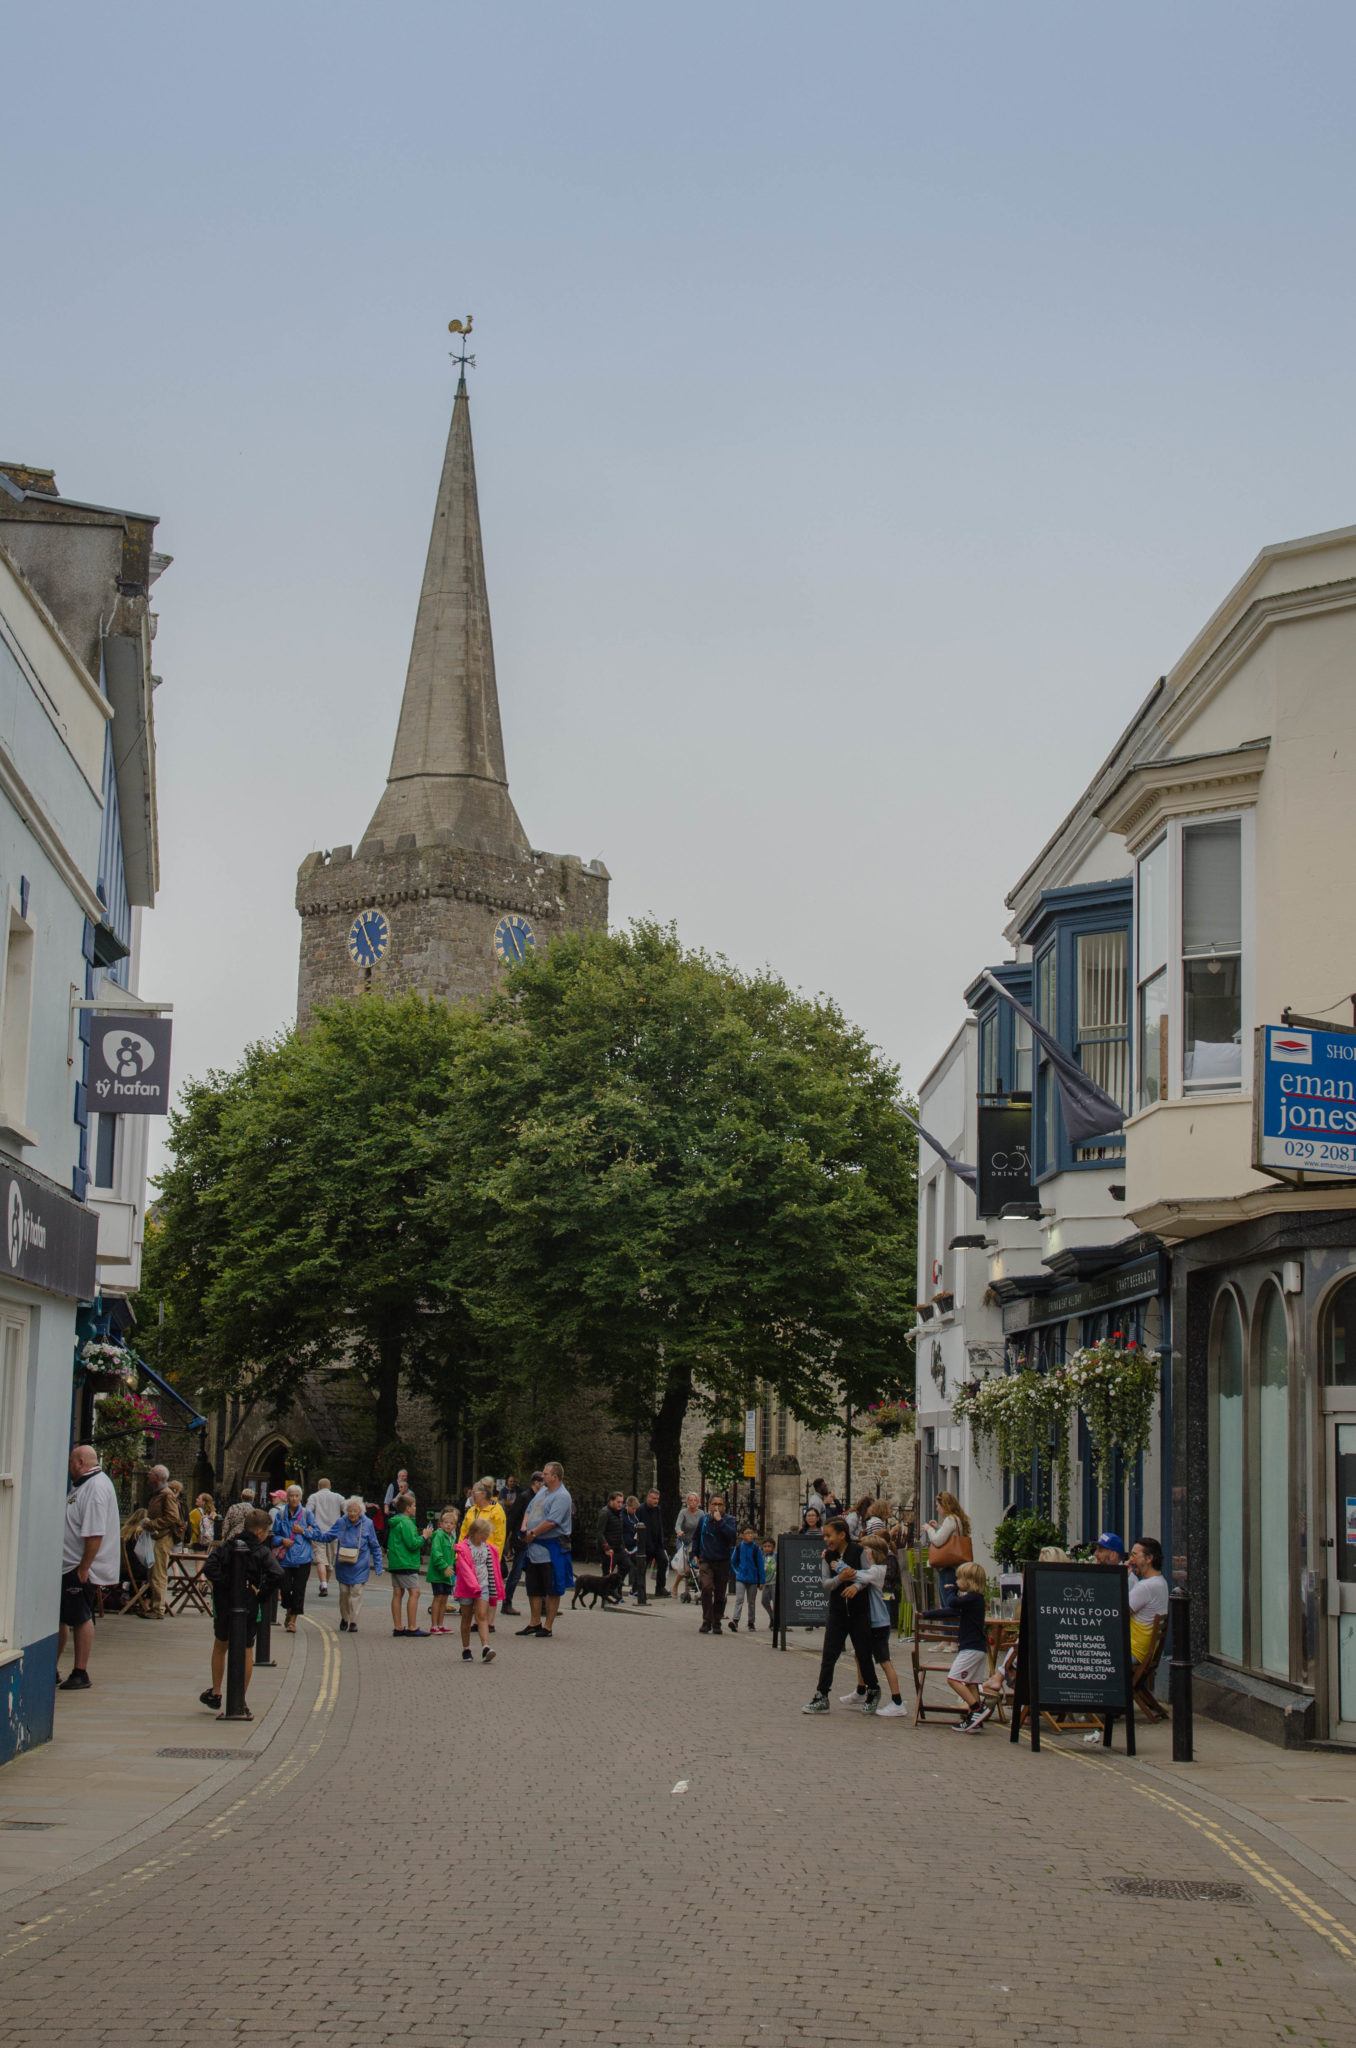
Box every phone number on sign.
[1280,1139,1356,1165]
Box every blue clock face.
[347,909,391,968]
[493,913,536,965]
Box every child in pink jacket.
[454,1517,505,1662]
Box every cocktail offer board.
[775,1533,829,1648]
[1009,1561,1135,1753]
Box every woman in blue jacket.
[728,1527,766,1632]
[272,1485,326,1633]
[313,1496,384,1632]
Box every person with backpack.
[727,1527,766,1631]
[198,1509,285,1715]
[690,1494,737,1635]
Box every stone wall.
[296,835,609,1025]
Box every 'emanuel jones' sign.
[775,1533,829,1647]
[1010,1561,1135,1754]
[1255,1024,1356,1180]
[88,1015,173,1116]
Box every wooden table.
[167,1551,212,1616]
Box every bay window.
[1182,819,1242,1089]
[1131,811,1251,1107]
[1136,836,1167,1108]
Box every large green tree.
[144,993,479,1464]
[434,922,917,1509]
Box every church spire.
[365,353,529,856]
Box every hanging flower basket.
[860,1398,915,1445]
[1062,1335,1159,1487]
[698,1431,741,1494]
[91,1388,164,1485]
[953,1339,1161,1515]
[79,1338,135,1392]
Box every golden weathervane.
[448,316,475,374]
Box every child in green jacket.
[426,1508,457,1633]
[386,1491,426,1636]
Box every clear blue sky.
[5,3,1356,1160]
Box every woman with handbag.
[921,1490,972,1611]
[313,1496,384,1632]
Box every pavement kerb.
[1126,1754,1356,1916]
[0,1617,316,1918]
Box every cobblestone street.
[3,1600,1356,2048]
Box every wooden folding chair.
[911,1617,967,1724]
[120,1536,156,1616]
[1132,1615,1170,1722]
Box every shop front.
[1174,1212,1356,1748]
[998,1241,1170,1549]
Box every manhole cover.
[0,1820,56,1830]
[155,1747,246,1761]
[1106,1877,1251,1903]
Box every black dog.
[571,1569,624,1609]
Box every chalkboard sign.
[977,1104,1035,1218]
[775,1533,829,1646]
[1009,1562,1134,1753]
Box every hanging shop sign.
[774,1533,829,1646]
[1001,1253,1165,1333]
[89,1015,173,1116]
[1254,1024,1356,1181]
[976,1103,1035,1218]
[1009,1560,1135,1753]
[3,1163,98,1299]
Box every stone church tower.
[296,369,608,1023]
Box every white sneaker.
[839,1690,866,1705]
[875,1701,908,1718]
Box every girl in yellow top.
[459,1480,506,1565]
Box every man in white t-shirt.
[1128,1536,1170,1667]
[59,1445,122,1690]
[306,1476,346,1597]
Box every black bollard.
[1169,1586,1193,1763]
[254,1585,277,1668]
[221,1539,252,1721]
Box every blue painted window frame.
[1019,881,1133,1182]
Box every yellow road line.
[1048,1742,1356,1967]
[0,1619,342,1963]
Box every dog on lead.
[571,1568,624,1609]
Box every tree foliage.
[145,923,917,1506]
[434,923,917,1504]
[144,994,478,1455]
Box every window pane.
[1184,956,1241,1085]
[1258,1286,1291,1679]
[1327,1277,1356,1387]
[1137,836,1168,978]
[1183,819,1241,955]
[94,1114,117,1189]
[1076,931,1129,1110]
[979,1014,997,1096]
[1014,1016,1032,1094]
[1138,969,1168,1108]
[1210,1293,1244,1664]
[1035,948,1057,1031]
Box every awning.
[131,1355,207,1432]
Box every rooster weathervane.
[448,315,475,374]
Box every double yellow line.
[1054,1744,1356,1968]
[0,1618,342,1964]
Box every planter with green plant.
[990,1510,1065,1571]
